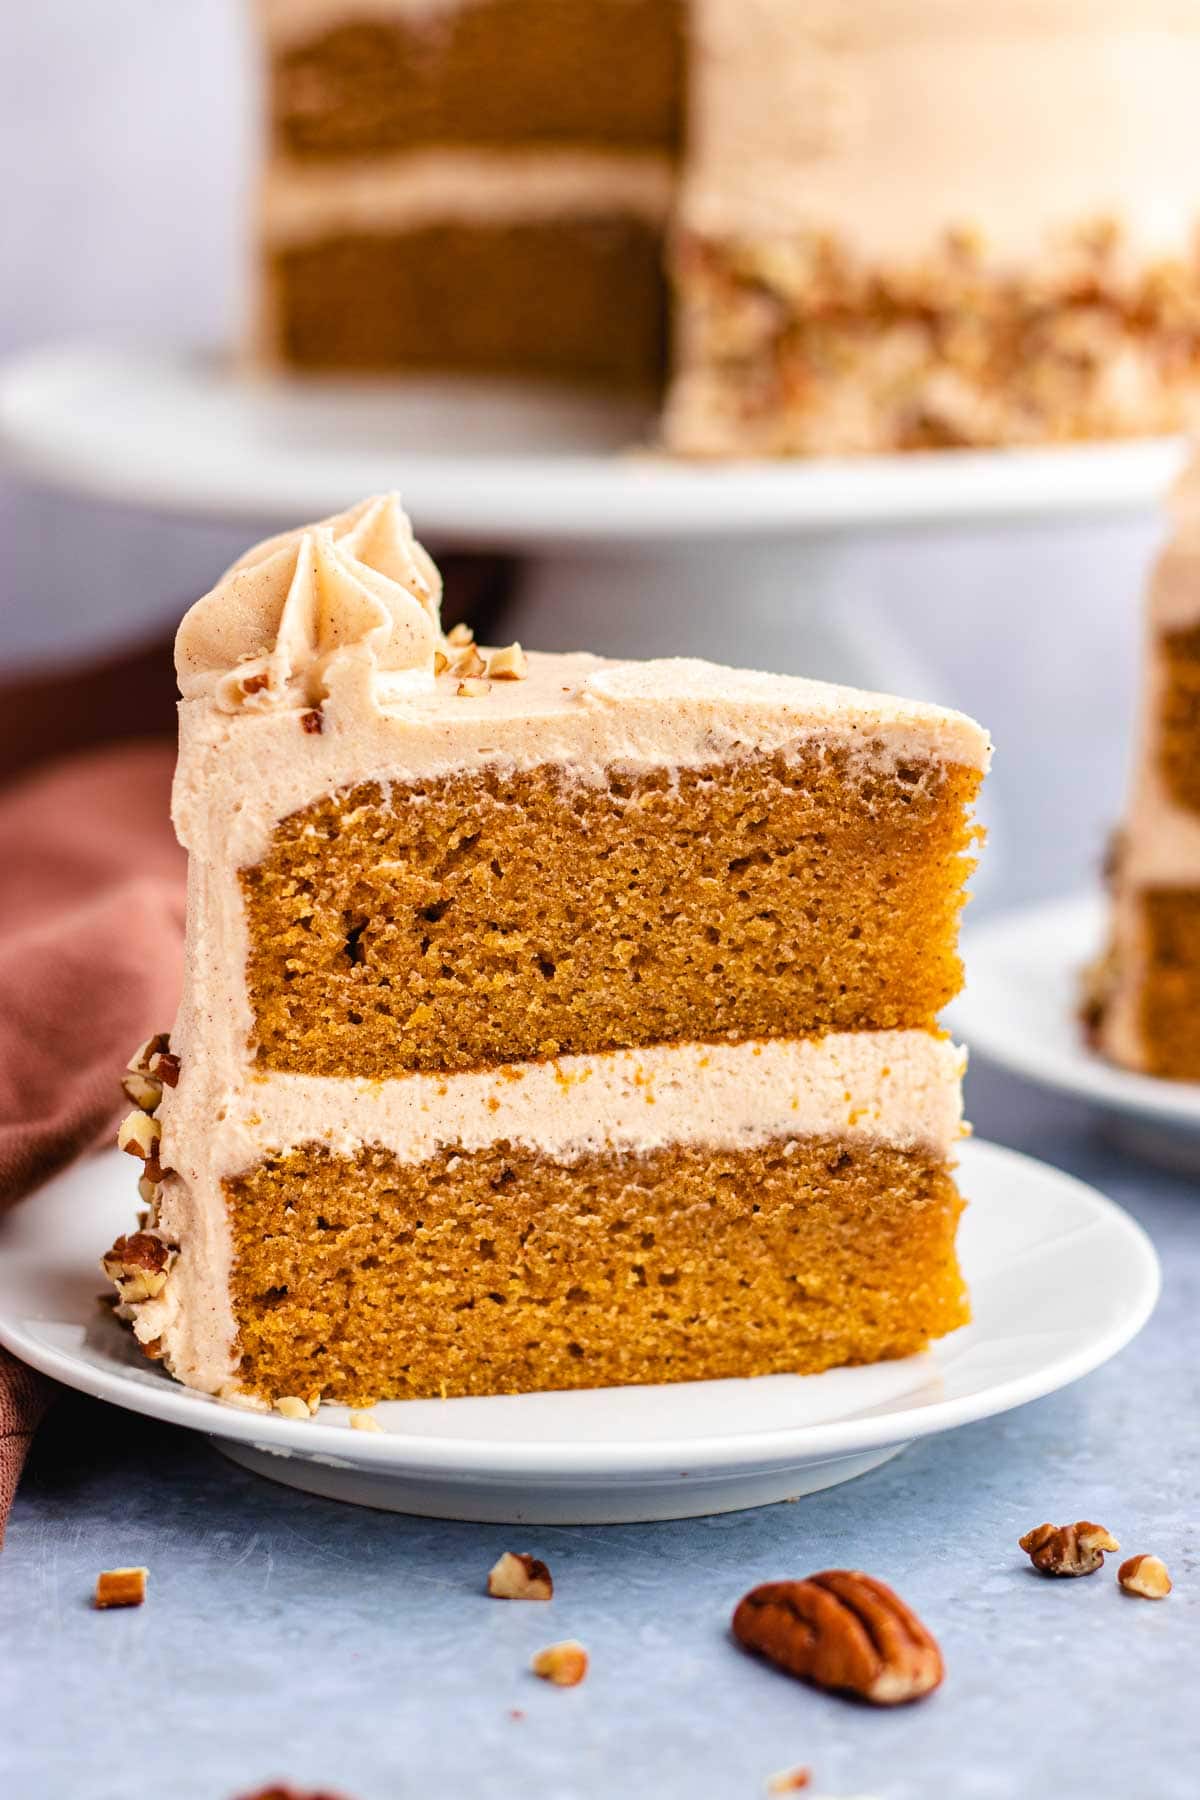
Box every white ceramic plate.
[0,342,1187,545]
[0,1138,1157,1524]
[952,892,1200,1133]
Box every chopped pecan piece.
[488,642,529,681]
[274,1395,315,1420]
[127,1033,170,1075]
[94,1567,147,1609]
[732,1572,943,1706]
[1019,1521,1119,1577]
[531,1640,588,1687]
[766,1771,811,1795]
[121,1033,173,1110]
[121,1069,163,1112]
[1118,1553,1172,1598]
[149,1050,181,1088]
[301,707,324,734]
[117,1110,161,1160]
[101,1232,174,1304]
[487,1551,554,1601]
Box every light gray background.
[1,12,1196,1798]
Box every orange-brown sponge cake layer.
[269,1,685,160]
[268,217,667,382]
[241,749,982,1077]
[228,1134,969,1405]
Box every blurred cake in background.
[253,0,682,388]
[251,0,1200,455]
[1087,457,1200,1080]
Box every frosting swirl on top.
[175,494,442,714]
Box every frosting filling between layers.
[174,1031,966,1172]
[259,148,676,242]
[134,1027,967,1400]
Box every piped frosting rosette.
[175,493,443,715]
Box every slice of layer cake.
[249,0,1200,453]
[1088,459,1200,1078]
[103,494,990,1408]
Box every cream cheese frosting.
[173,606,990,871]
[177,493,441,714]
[259,148,676,244]
[684,0,1200,263]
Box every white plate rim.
[952,890,1200,1128]
[0,1137,1159,1482]
[0,342,1187,544]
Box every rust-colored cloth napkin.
[0,741,185,1542]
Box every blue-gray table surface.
[1,1061,1194,1800]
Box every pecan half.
[732,1572,943,1706]
[1019,1521,1119,1577]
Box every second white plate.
[0,1137,1158,1523]
[951,891,1200,1131]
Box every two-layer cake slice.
[104,494,989,1409]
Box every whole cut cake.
[252,0,1200,453]
[103,494,990,1408]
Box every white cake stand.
[0,340,1187,691]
